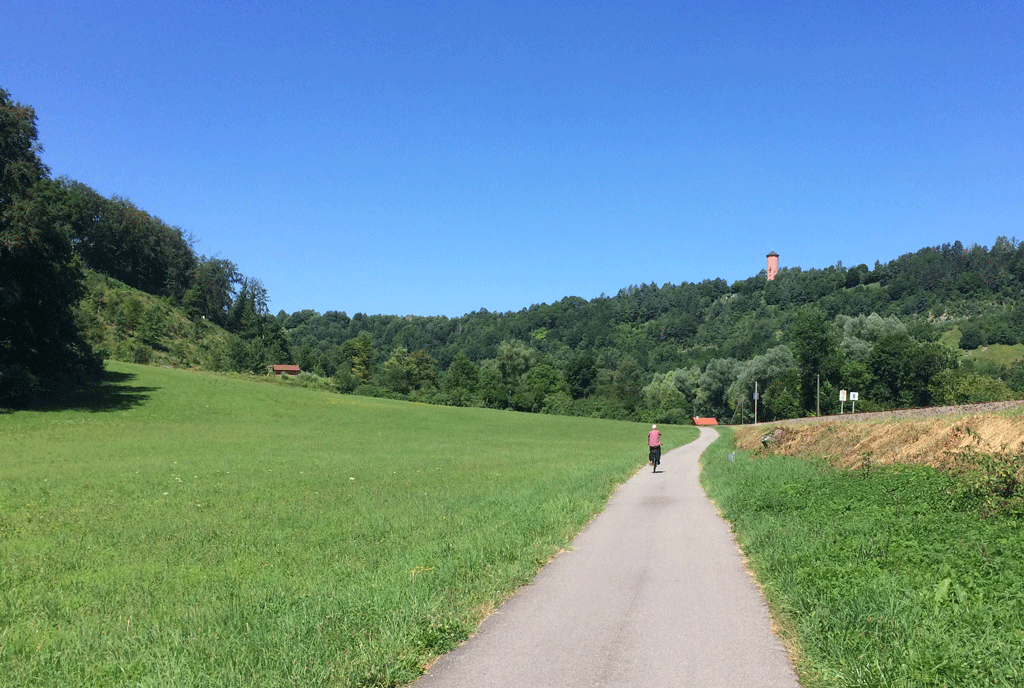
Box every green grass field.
[962,342,1024,368]
[0,362,695,687]
[701,430,1024,688]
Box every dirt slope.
[732,401,1024,472]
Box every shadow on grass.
[25,370,159,413]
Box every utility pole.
[816,374,820,417]
[753,381,759,424]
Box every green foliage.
[77,270,234,372]
[643,366,699,420]
[764,370,802,420]
[182,256,240,326]
[789,306,842,412]
[837,312,908,343]
[611,354,644,416]
[695,357,741,419]
[930,368,1016,406]
[514,359,569,412]
[441,352,479,406]
[0,361,680,687]
[950,443,1024,518]
[959,320,986,349]
[565,350,598,399]
[1,92,102,405]
[70,190,197,300]
[496,339,536,389]
[702,433,1024,687]
[379,346,438,395]
[868,333,958,409]
[727,345,799,421]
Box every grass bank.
[702,427,1024,687]
[0,361,696,687]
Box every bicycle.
[649,445,661,472]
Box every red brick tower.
[766,251,779,280]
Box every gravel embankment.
[760,400,1024,425]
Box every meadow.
[701,429,1024,688]
[0,362,694,687]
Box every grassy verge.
[701,428,1024,687]
[0,362,695,687]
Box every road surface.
[411,427,801,688]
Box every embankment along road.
[764,400,1024,425]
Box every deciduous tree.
[1,90,100,404]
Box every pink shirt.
[648,429,661,447]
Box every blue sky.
[3,1,1022,317]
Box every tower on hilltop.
[766,251,779,281]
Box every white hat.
[652,424,657,429]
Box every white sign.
[850,392,859,401]
[839,389,847,401]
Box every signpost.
[850,391,859,413]
[839,389,847,413]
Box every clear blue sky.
[4,1,1022,317]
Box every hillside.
[733,403,1024,473]
[76,270,236,370]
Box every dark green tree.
[867,333,955,408]
[764,370,802,420]
[612,355,644,416]
[477,364,508,409]
[514,359,568,412]
[1,90,101,405]
[565,350,597,399]
[380,346,419,394]
[182,257,240,326]
[442,352,479,406]
[341,332,376,385]
[695,357,741,420]
[789,306,841,413]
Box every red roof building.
[693,417,719,426]
[271,364,301,376]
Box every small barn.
[270,364,301,377]
[693,417,718,426]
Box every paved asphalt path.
[411,428,802,688]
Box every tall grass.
[0,362,695,687]
[702,428,1024,688]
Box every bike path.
[411,428,801,687]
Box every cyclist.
[648,424,662,472]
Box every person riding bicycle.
[648,424,662,470]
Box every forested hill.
[274,239,1024,423]
[4,84,1023,420]
[286,239,1024,371]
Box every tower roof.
[767,250,779,257]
